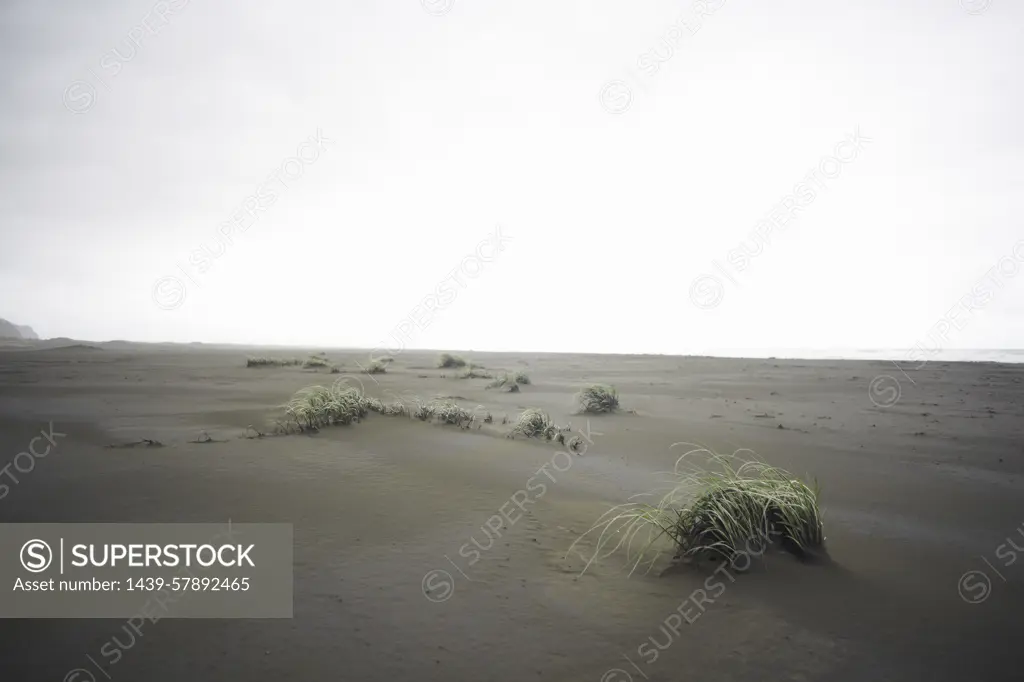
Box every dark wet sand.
[1,342,1022,681]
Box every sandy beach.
[0,342,1020,681]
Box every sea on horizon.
[695,348,1024,364]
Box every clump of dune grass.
[384,401,410,416]
[507,408,565,440]
[430,399,474,426]
[282,380,368,431]
[568,446,824,576]
[513,370,531,385]
[246,357,302,368]
[575,384,619,413]
[460,367,492,380]
[437,353,467,369]
[365,361,387,374]
[413,402,435,421]
[404,398,473,426]
[360,396,384,413]
[486,373,510,389]
[362,396,408,416]
[486,372,522,391]
[303,355,331,369]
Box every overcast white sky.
[1,0,1022,354]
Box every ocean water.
[694,349,1024,364]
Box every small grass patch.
[273,382,499,435]
[362,396,408,416]
[365,361,387,374]
[486,373,510,389]
[303,356,331,369]
[246,357,302,368]
[430,399,474,426]
[460,367,493,379]
[406,398,474,426]
[576,384,619,413]
[437,353,467,369]
[507,408,564,440]
[486,372,523,391]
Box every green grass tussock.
[430,399,474,425]
[407,398,475,426]
[362,396,408,416]
[246,357,302,368]
[486,373,510,389]
[277,380,489,433]
[486,372,525,391]
[576,384,619,413]
[568,447,824,576]
[365,361,387,374]
[507,408,566,440]
[282,380,369,431]
[437,353,467,369]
